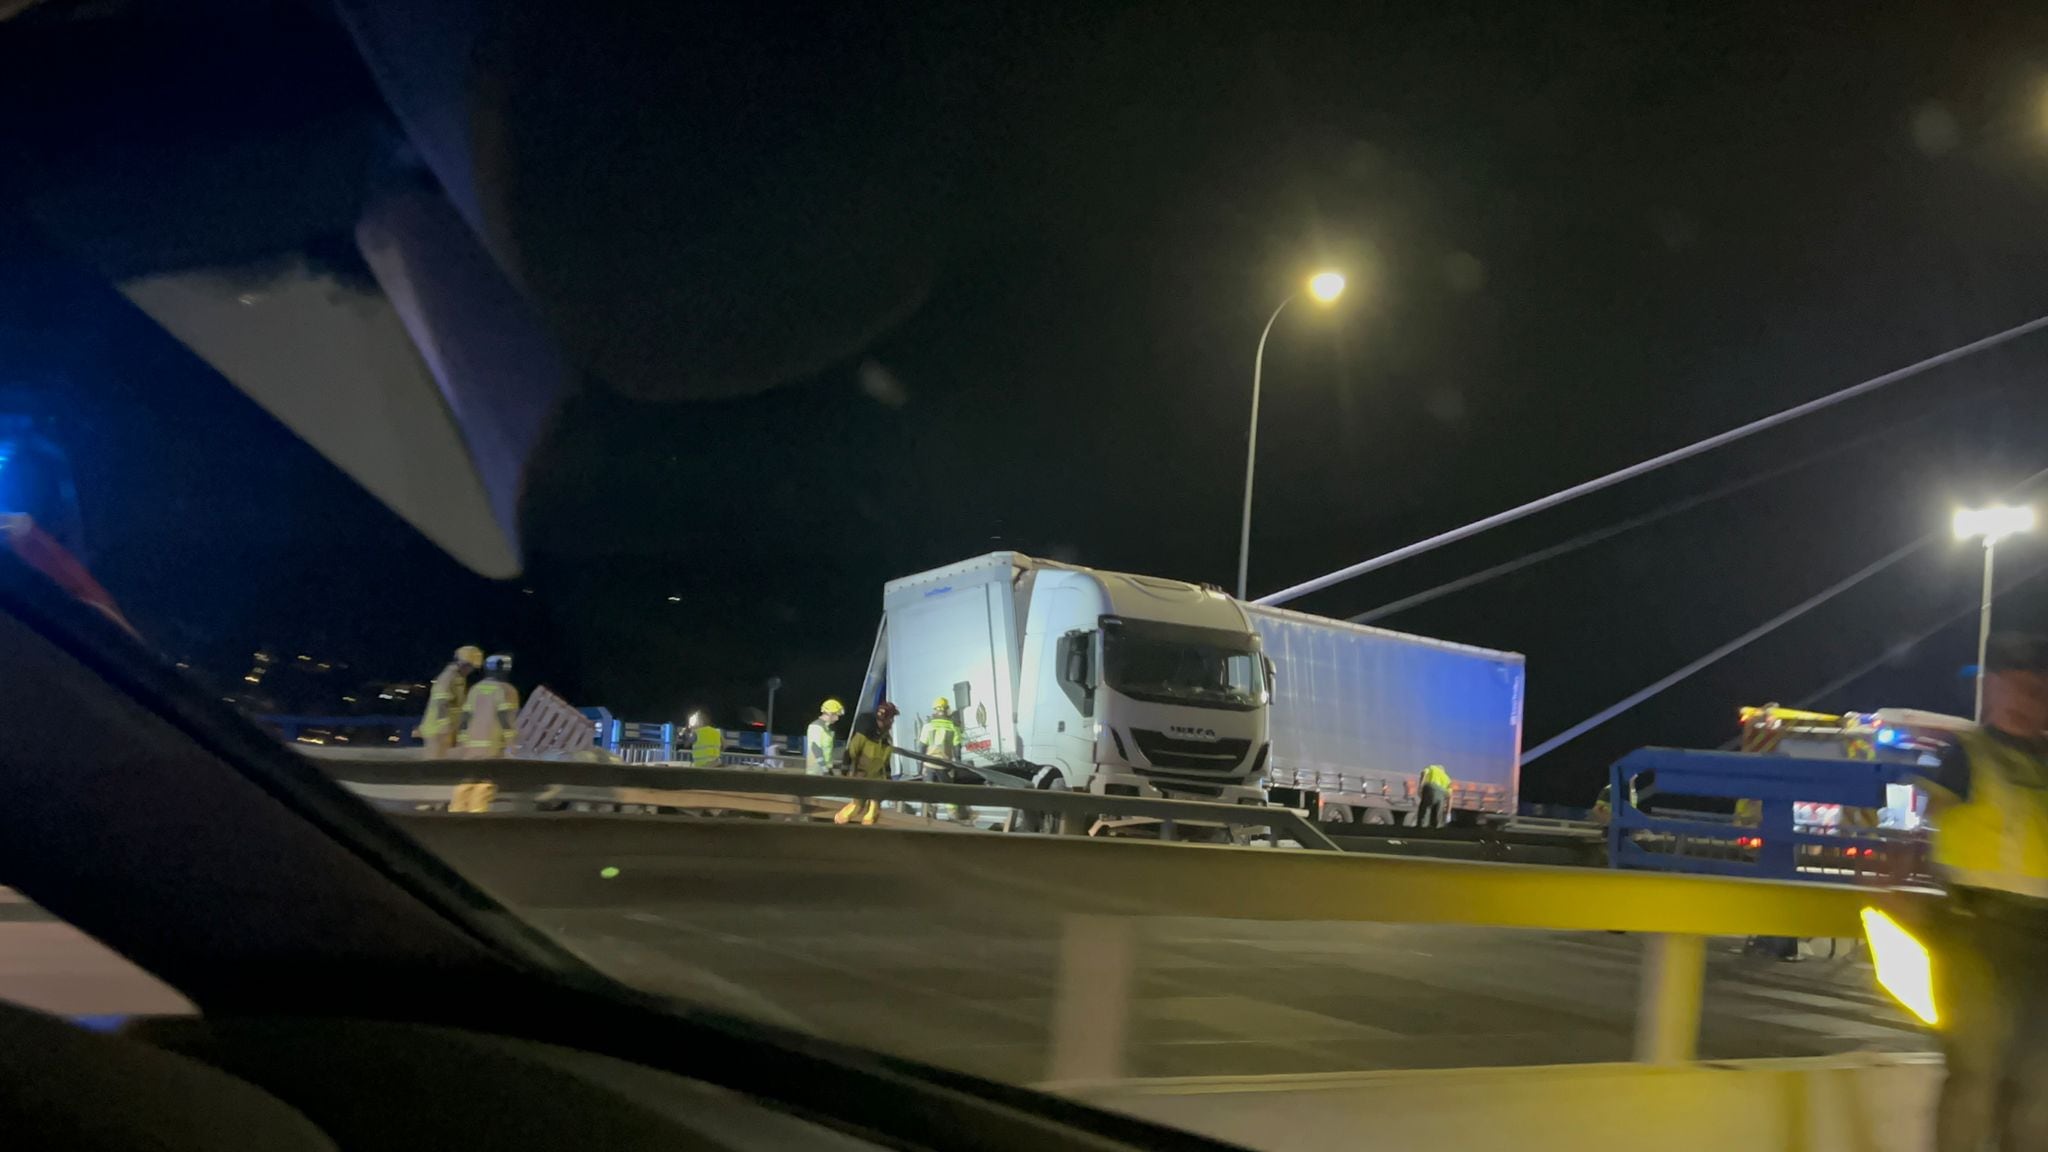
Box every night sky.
[4,0,2048,803]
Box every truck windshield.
[1100,619,1262,711]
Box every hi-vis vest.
[921,716,962,759]
[1933,729,2048,900]
[692,726,724,767]
[806,722,836,771]
[1421,765,1452,791]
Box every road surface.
[0,826,1929,1086]
[403,817,1935,1085]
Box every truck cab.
[862,553,1270,808]
[1018,567,1269,806]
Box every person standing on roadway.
[417,645,481,757]
[689,713,724,766]
[457,654,521,757]
[1417,763,1453,828]
[919,697,972,823]
[835,701,898,825]
[806,698,845,775]
[1917,634,2048,1152]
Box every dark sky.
[5,0,2048,803]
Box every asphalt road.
[401,817,1935,1085]
[0,827,1930,1086]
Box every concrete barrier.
[1057,1055,1940,1152]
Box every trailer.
[1244,604,1525,825]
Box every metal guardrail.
[322,757,1342,850]
[395,813,1942,1078]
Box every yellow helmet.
[820,698,845,715]
[933,696,951,712]
[454,645,484,667]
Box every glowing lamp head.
[1954,504,2036,544]
[1306,271,1347,304]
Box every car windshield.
[1101,619,1263,710]
[2,2,2010,1148]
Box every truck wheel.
[1005,766,1064,833]
[1361,806,1392,825]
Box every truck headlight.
[1860,906,1937,1026]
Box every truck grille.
[1130,772,1224,798]
[1129,729,1253,774]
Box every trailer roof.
[1241,601,1525,664]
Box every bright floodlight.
[1953,504,2037,543]
[1306,271,1346,303]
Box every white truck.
[856,552,1272,806]
[1246,604,1525,825]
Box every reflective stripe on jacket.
[1933,729,2048,900]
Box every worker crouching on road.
[417,645,482,757]
[456,654,521,758]
[835,701,898,825]
[919,697,972,824]
[806,698,845,775]
[1417,763,1453,828]
[1918,633,2048,1152]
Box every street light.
[1238,269,1346,600]
[1953,504,2036,720]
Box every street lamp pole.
[1237,271,1345,601]
[1953,504,2036,722]
[1975,537,1997,723]
[1237,295,1293,601]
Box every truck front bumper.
[1089,770,1267,808]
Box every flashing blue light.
[1876,727,1900,746]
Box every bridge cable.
[1709,556,2048,748]
[1349,424,1898,625]
[1523,464,2048,764]
[1257,313,2048,607]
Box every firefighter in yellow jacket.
[918,697,972,823]
[457,654,521,757]
[1919,634,2048,1152]
[417,645,481,756]
[835,701,899,825]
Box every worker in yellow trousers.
[835,701,898,825]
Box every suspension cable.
[1257,313,2048,607]
[1523,465,2048,764]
